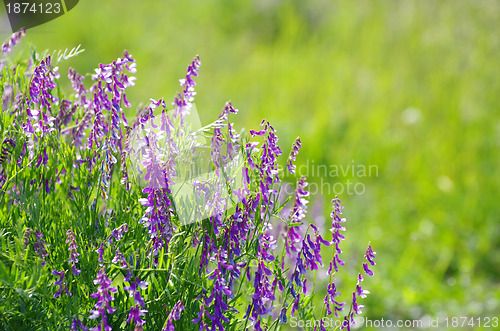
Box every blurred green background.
[2,0,499,328]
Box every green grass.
[2,0,500,328]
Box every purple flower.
[28,55,59,111]
[162,300,185,331]
[342,316,351,331]
[95,243,105,262]
[72,317,88,331]
[323,197,351,318]
[352,291,364,315]
[2,84,12,112]
[0,139,15,189]
[139,187,174,267]
[0,168,6,192]
[1,28,26,54]
[286,137,302,174]
[342,245,376,328]
[284,176,309,256]
[362,245,376,276]
[279,307,288,324]
[71,50,135,154]
[207,262,231,329]
[70,111,92,148]
[110,223,128,242]
[23,56,58,158]
[356,273,370,298]
[52,270,66,298]
[124,279,149,327]
[135,111,178,266]
[314,319,327,331]
[87,92,106,150]
[192,298,214,331]
[55,99,77,130]
[90,51,136,109]
[324,282,345,318]
[365,244,376,266]
[363,262,374,276]
[68,185,81,201]
[211,126,225,169]
[98,138,117,200]
[112,248,128,269]
[328,196,346,274]
[68,67,89,107]
[245,234,276,324]
[66,229,81,276]
[32,229,49,261]
[172,55,201,120]
[89,267,117,331]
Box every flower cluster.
[66,229,81,276]
[163,300,185,331]
[245,233,277,329]
[0,35,379,331]
[23,228,49,263]
[284,176,309,256]
[286,137,302,174]
[52,270,70,298]
[89,267,117,331]
[22,56,59,157]
[250,120,283,210]
[172,55,200,120]
[124,278,148,327]
[0,137,16,165]
[329,197,346,274]
[341,245,377,330]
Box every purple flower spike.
[278,307,287,324]
[352,291,364,315]
[95,242,105,262]
[341,244,376,328]
[22,56,58,157]
[0,138,16,164]
[68,68,88,107]
[124,278,149,327]
[328,196,346,275]
[110,223,128,242]
[363,262,374,276]
[323,282,345,318]
[286,137,302,174]
[285,176,309,256]
[365,245,376,266]
[363,244,376,278]
[356,283,370,298]
[1,28,26,54]
[52,270,66,298]
[314,319,327,331]
[32,229,49,260]
[252,120,282,213]
[72,317,88,331]
[66,229,81,276]
[172,55,201,120]
[246,233,277,325]
[89,267,117,331]
[342,316,351,331]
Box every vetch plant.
[0,29,376,331]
